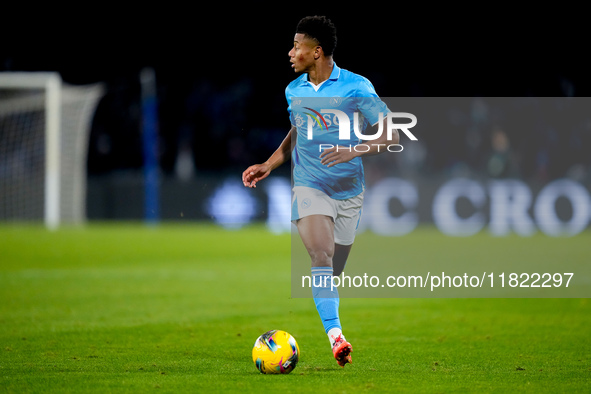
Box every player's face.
[289,33,319,73]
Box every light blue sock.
[311,266,341,333]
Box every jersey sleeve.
[355,77,390,126]
[286,87,296,126]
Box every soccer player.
[242,15,397,367]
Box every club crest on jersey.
[329,97,343,107]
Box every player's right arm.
[242,125,296,188]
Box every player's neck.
[307,57,334,86]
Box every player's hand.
[242,163,271,188]
[319,146,358,167]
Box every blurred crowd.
[87,71,591,185]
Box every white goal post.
[0,72,104,229]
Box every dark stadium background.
[1,7,589,222]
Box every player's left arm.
[320,117,398,167]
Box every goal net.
[0,72,104,229]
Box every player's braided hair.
[296,15,337,57]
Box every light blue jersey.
[286,64,389,200]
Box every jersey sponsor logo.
[303,107,329,130]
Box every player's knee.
[308,248,333,267]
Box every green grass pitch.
[0,223,589,393]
